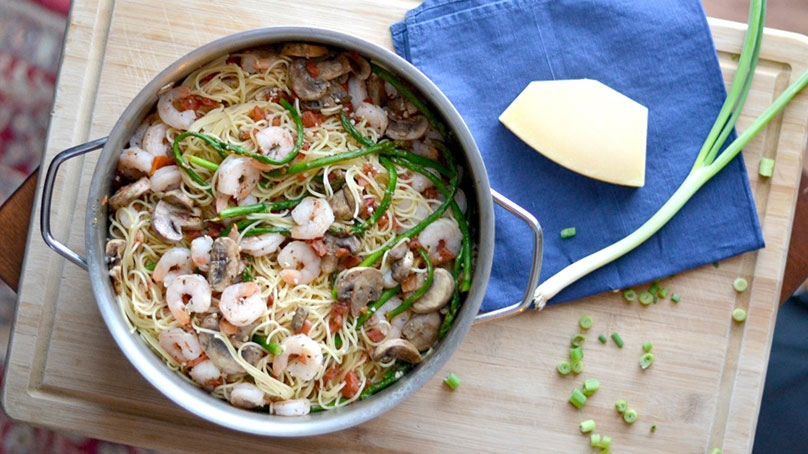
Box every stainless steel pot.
[40,27,542,437]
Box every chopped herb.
[579,419,596,433]
[640,352,655,370]
[557,361,571,375]
[579,314,593,330]
[732,308,748,323]
[623,289,637,302]
[758,157,775,177]
[651,424,657,433]
[598,334,608,344]
[733,277,749,292]
[643,341,653,353]
[571,334,586,348]
[444,372,461,390]
[571,360,584,375]
[582,378,600,396]
[671,293,681,303]
[560,227,577,239]
[615,399,628,414]
[611,332,624,348]
[569,388,587,409]
[570,346,584,362]
[639,291,656,306]
[623,408,638,424]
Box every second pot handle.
[40,137,108,270]
[474,188,543,324]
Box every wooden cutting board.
[4,1,808,452]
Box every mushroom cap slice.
[385,114,429,141]
[109,176,151,210]
[335,267,385,316]
[289,58,328,101]
[371,338,422,364]
[411,268,455,314]
[198,314,245,375]
[390,249,414,283]
[208,237,240,292]
[151,197,204,244]
[280,43,330,58]
[329,188,358,221]
[402,312,442,351]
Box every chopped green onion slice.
[570,346,584,362]
[758,157,775,177]
[615,399,628,414]
[733,277,749,292]
[651,424,657,433]
[643,341,653,353]
[560,227,577,239]
[571,360,584,375]
[444,372,461,390]
[639,291,655,306]
[640,352,655,370]
[648,281,660,295]
[579,314,593,330]
[611,332,624,348]
[579,419,596,433]
[569,388,587,409]
[732,308,748,323]
[598,334,608,344]
[591,434,612,449]
[623,289,637,302]
[570,334,586,348]
[658,286,669,298]
[671,293,681,303]
[709,449,723,454]
[557,361,571,375]
[589,433,602,447]
[582,378,600,396]
[623,408,638,424]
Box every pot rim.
[85,26,495,437]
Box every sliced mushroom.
[411,268,455,314]
[280,43,329,58]
[198,314,245,375]
[151,193,204,244]
[302,81,350,111]
[335,267,385,316]
[162,189,196,211]
[371,338,422,364]
[385,114,429,141]
[108,264,124,296]
[208,237,240,292]
[291,307,310,332]
[109,177,151,210]
[240,344,266,368]
[105,238,126,268]
[320,233,362,274]
[329,188,358,221]
[288,58,328,101]
[402,312,441,351]
[390,250,414,283]
[345,53,371,80]
[315,54,352,80]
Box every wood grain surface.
[2,1,808,453]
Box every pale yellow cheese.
[499,79,648,187]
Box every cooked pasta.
[105,42,473,415]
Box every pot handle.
[474,188,543,324]
[40,137,108,271]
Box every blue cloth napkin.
[391,0,765,311]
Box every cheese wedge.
[499,79,648,187]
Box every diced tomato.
[149,155,174,176]
[433,239,457,265]
[301,110,324,128]
[341,370,362,399]
[360,197,378,219]
[339,254,362,270]
[401,272,424,293]
[322,366,340,384]
[271,117,281,126]
[422,187,440,200]
[362,162,378,178]
[306,60,320,77]
[302,141,311,151]
[366,328,386,343]
[249,105,266,122]
[308,238,328,257]
[329,301,350,333]
[298,319,313,335]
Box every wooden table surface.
[1,1,808,453]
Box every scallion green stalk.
[532,0,808,309]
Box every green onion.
[582,378,600,396]
[651,424,657,433]
[589,434,602,447]
[145,262,156,272]
[658,286,669,298]
[569,388,587,409]
[640,352,655,370]
[611,332,624,348]
[571,360,584,375]
[560,227,577,239]
[733,277,749,292]
[623,289,637,302]
[530,0,808,311]
[579,315,593,330]
[598,334,608,344]
[570,334,586,348]
[615,399,628,414]
[732,308,748,323]
[251,334,283,356]
[569,346,584,362]
[643,341,653,353]
[709,449,723,454]
[557,361,572,376]
[443,372,461,390]
[623,408,638,424]
[671,293,681,303]
[639,291,655,306]
[758,157,775,177]
[579,419,596,433]
[591,434,612,449]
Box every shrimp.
[219,281,266,327]
[158,328,203,366]
[354,102,388,137]
[157,86,196,130]
[190,235,213,271]
[240,50,280,74]
[228,382,268,409]
[240,232,285,257]
[254,126,295,169]
[150,165,181,193]
[142,121,170,157]
[216,155,260,202]
[273,398,311,416]
[165,274,212,326]
[272,334,324,380]
[152,247,193,286]
[417,218,462,266]
[367,296,410,340]
[188,359,223,391]
[290,196,334,240]
[117,146,154,180]
[278,241,322,286]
